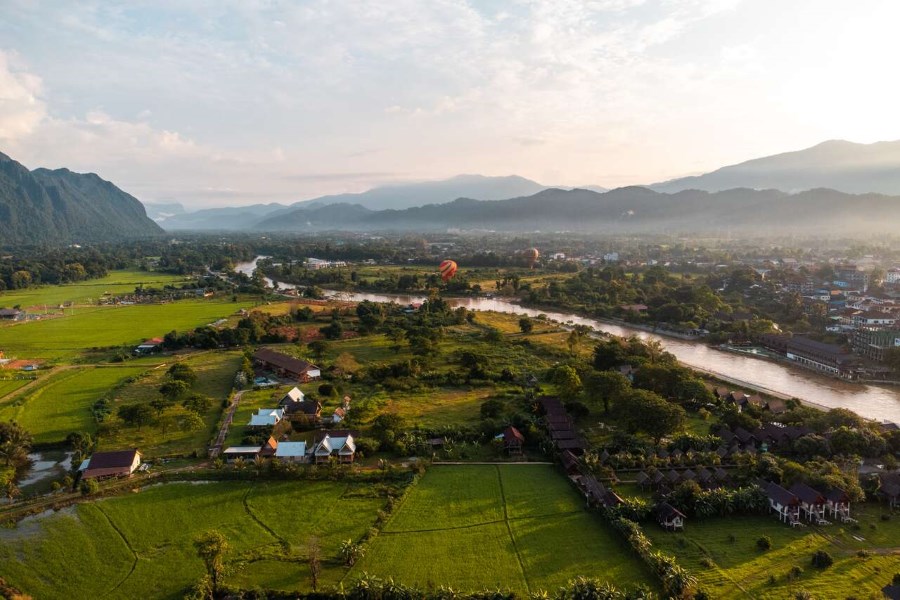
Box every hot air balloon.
[526,247,539,268]
[439,259,458,282]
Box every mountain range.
[246,186,900,235]
[0,152,162,244]
[154,174,556,230]
[651,139,900,194]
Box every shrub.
[80,479,99,496]
[756,536,772,551]
[699,557,714,568]
[788,566,803,580]
[811,550,833,568]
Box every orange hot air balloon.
[439,259,458,282]
[526,247,540,268]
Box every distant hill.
[143,202,186,223]
[652,139,900,194]
[250,186,900,236]
[160,203,290,231]
[0,151,163,244]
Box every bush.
[757,536,772,551]
[80,479,99,496]
[788,566,803,580]
[811,550,833,568]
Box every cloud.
[0,50,46,141]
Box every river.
[235,257,900,423]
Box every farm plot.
[350,465,655,594]
[0,365,151,444]
[646,514,900,599]
[0,299,253,361]
[0,378,31,399]
[0,480,385,600]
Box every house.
[581,475,623,508]
[133,337,163,355]
[332,407,347,424]
[223,446,262,461]
[283,397,323,424]
[635,471,651,489]
[789,482,827,522]
[259,436,279,457]
[253,348,321,382]
[0,308,24,321]
[879,473,900,508]
[785,336,857,378]
[312,431,356,463]
[761,480,801,525]
[81,449,142,479]
[248,408,284,427]
[274,441,307,463]
[655,502,686,531]
[883,584,900,600]
[765,398,787,414]
[502,426,525,456]
[278,387,305,406]
[560,450,581,478]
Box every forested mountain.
[251,186,900,235]
[0,152,163,244]
[652,139,900,194]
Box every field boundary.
[496,465,531,595]
[94,503,140,595]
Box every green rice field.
[349,464,655,594]
[0,378,31,399]
[0,270,193,309]
[0,366,151,444]
[0,480,386,600]
[0,299,253,361]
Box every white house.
[248,408,284,427]
[274,441,307,463]
[762,480,801,525]
[312,432,356,463]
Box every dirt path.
[209,390,244,458]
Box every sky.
[2,0,900,209]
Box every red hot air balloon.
[526,247,540,268]
[439,260,458,282]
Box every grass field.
[0,270,193,309]
[0,366,152,444]
[0,299,253,361]
[0,480,386,600]
[646,513,900,599]
[349,465,655,594]
[100,351,242,456]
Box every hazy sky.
[2,0,900,208]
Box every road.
[209,389,244,458]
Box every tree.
[319,319,343,340]
[149,397,175,418]
[586,371,631,414]
[159,380,190,402]
[593,339,629,371]
[617,389,685,442]
[553,365,583,398]
[183,394,212,414]
[518,317,534,334]
[0,421,32,467]
[307,536,322,591]
[673,378,716,406]
[180,411,205,432]
[308,340,330,360]
[194,530,229,592]
[167,362,197,385]
[117,404,154,429]
[340,539,364,566]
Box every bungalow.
[824,487,852,521]
[762,480,801,525]
[332,407,347,424]
[283,397,322,425]
[277,387,305,406]
[789,482,827,523]
[655,502,686,531]
[312,431,356,463]
[765,398,788,415]
[81,449,142,479]
[635,471,651,489]
[503,426,525,456]
[274,441,307,463]
[581,475,623,508]
[253,348,321,382]
[248,408,284,427]
[259,436,278,457]
[879,473,900,508]
[560,450,581,478]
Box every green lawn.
[350,465,655,594]
[0,269,193,309]
[0,299,253,361]
[0,366,151,444]
[646,514,900,599]
[0,480,385,600]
